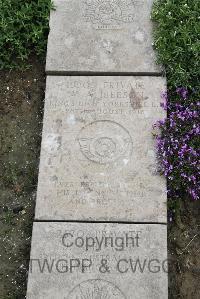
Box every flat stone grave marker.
[46,0,161,74]
[26,222,168,299]
[35,76,166,222]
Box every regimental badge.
[83,0,135,29]
[67,279,126,299]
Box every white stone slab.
[26,222,168,299]
[35,76,167,222]
[46,0,161,73]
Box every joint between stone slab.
[34,219,167,225]
[45,71,165,77]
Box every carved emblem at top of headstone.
[83,0,135,29]
[67,279,126,298]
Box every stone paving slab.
[26,222,168,299]
[35,76,166,222]
[46,0,161,74]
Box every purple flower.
[176,87,189,99]
[155,94,199,201]
[160,91,168,110]
[188,188,199,201]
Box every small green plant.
[0,0,54,69]
[3,210,14,224]
[152,0,200,89]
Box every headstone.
[26,222,168,299]
[46,0,161,74]
[27,0,168,297]
[35,76,167,222]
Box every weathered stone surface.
[26,222,168,299]
[35,76,166,222]
[46,0,161,73]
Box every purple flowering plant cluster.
[154,88,200,202]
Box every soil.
[0,57,45,299]
[0,57,199,299]
[168,200,200,299]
